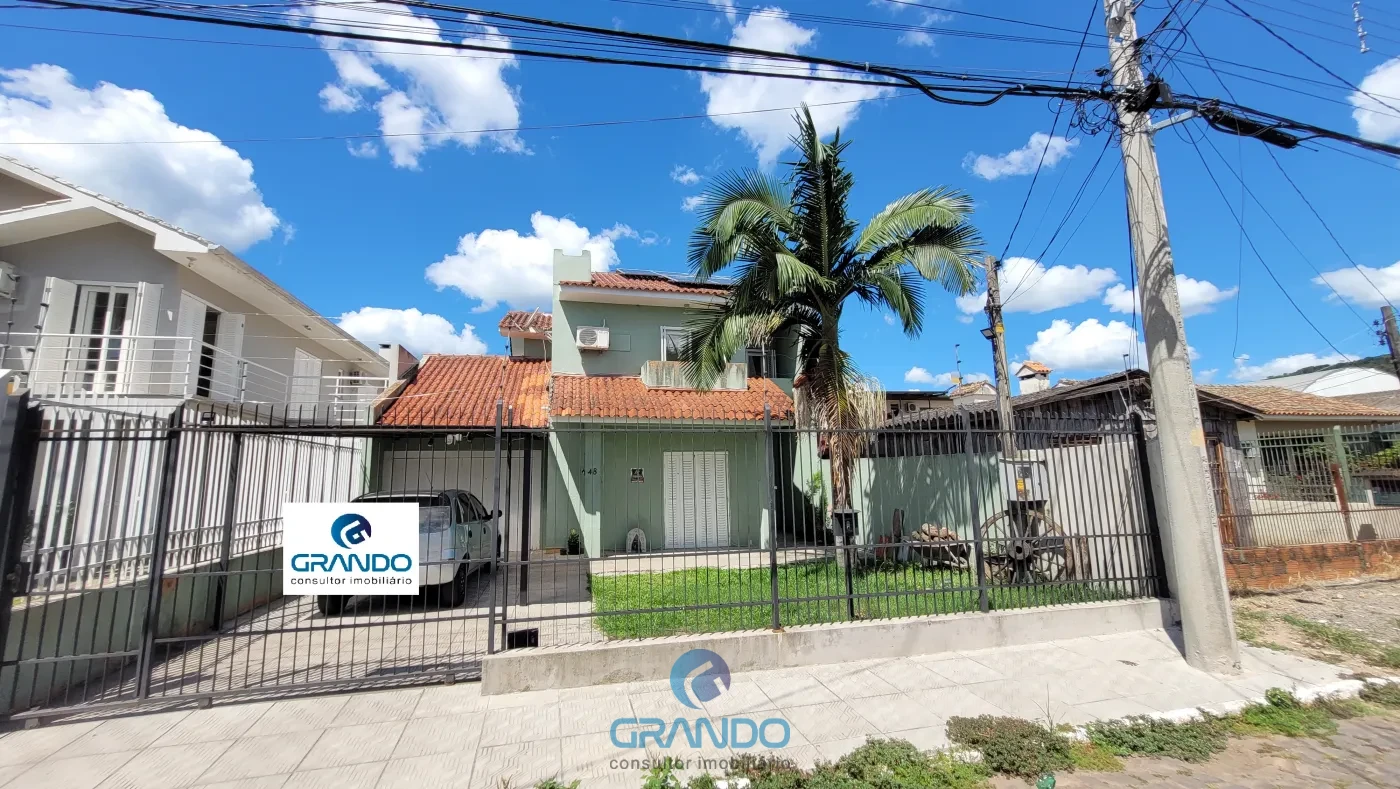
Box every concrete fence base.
[480,598,1180,695]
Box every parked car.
[316,489,499,616]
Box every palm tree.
[685,105,983,516]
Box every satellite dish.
[625,528,648,553]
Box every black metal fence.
[0,398,1166,720]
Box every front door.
[663,450,731,549]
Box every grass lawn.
[590,558,1136,638]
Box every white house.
[0,155,390,416]
[1240,366,1399,398]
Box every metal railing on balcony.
[1,333,388,421]
[641,360,748,390]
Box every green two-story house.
[543,251,795,555]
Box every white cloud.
[0,64,279,251]
[698,8,892,167]
[956,314,974,324]
[1026,318,1146,372]
[1350,56,1400,144]
[709,0,738,23]
[318,83,361,113]
[1103,275,1238,317]
[964,132,1079,180]
[680,195,705,212]
[1196,368,1219,383]
[956,256,1118,316]
[425,211,634,311]
[1313,260,1400,308]
[671,165,702,185]
[303,2,524,168]
[904,367,990,388]
[347,140,379,158]
[1229,352,1352,382]
[338,306,488,356]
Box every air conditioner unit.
[0,263,15,300]
[575,326,610,351]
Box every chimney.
[553,249,593,285]
[1016,361,1051,395]
[378,343,418,379]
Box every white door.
[73,285,137,394]
[663,451,731,549]
[291,349,322,404]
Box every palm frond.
[852,187,976,257]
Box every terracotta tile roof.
[558,271,730,296]
[1198,385,1400,418]
[378,356,550,427]
[551,375,793,421]
[1335,390,1400,411]
[1018,361,1051,375]
[498,310,552,334]
[949,381,994,398]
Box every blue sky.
[3,0,1398,391]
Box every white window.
[291,348,323,404]
[661,326,689,362]
[745,348,776,378]
[73,285,136,392]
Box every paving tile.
[188,775,289,789]
[780,701,878,744]
[485,688,559,709]
[813,735,869,763]
[962,679,1074,724]
[751,670,839,708]
[852,693,947,733]
[701,680,775,717]
[1079,631,1185,663]
[409,685,487,718]
[388,712,485,759]
[864,658,954,692]
[242,697,349,737]
[918,656,1006,686]
[0,721,101,767]
[909,685,1013,720]
[559,695,635,736]
[479,701,560,747]
[334,690,423,726]
[5,751,136,789]
[807,667,902,700]
[54,711,192,759]
[894,724,951,753]
[282,763,384,789]
[195,730,323,784]
[297,721,405,771]
[153,704,272,748]
[470,739,563,787]
[0,764,31,787]
[1050,666,1151,705]
[96,740,234,789]
[628,689,697,720]
[374,754,474,789]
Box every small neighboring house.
[1015,361,1052,394]
[949,380,995,405]
[885,390,952,420]
[0,155,391,411]
[374,251,797,557]
[1239,366,1399,398]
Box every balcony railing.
[1,333,389,420]
[641,360,748,390]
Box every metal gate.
[0,398,532,721]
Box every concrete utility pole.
[1103,0,1240,673]
[1381,306,1400,380]
[982,256,1016,458]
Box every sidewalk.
[0,628,1358,789]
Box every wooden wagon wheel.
[978,509,1090,584]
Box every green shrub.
[1067,741,1124,772]
[565,529,582,556]
[684,775,719,789]
[1085,716,1228,763]
[1372,647,1400,669]
[1237,690,1337,738]
[946,716,1073,778]
[721,740,989,789]
[1360,682,1400,708]
[643,757,683,789]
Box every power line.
[1217,0,1400,116]
[997,0,1099,269]
[0,93,913,146]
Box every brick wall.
[1223,539,1400,592]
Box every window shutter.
[174,292,206,398]
[127,282,162,393]
[212,313,245,399]
[30,277,78,394]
